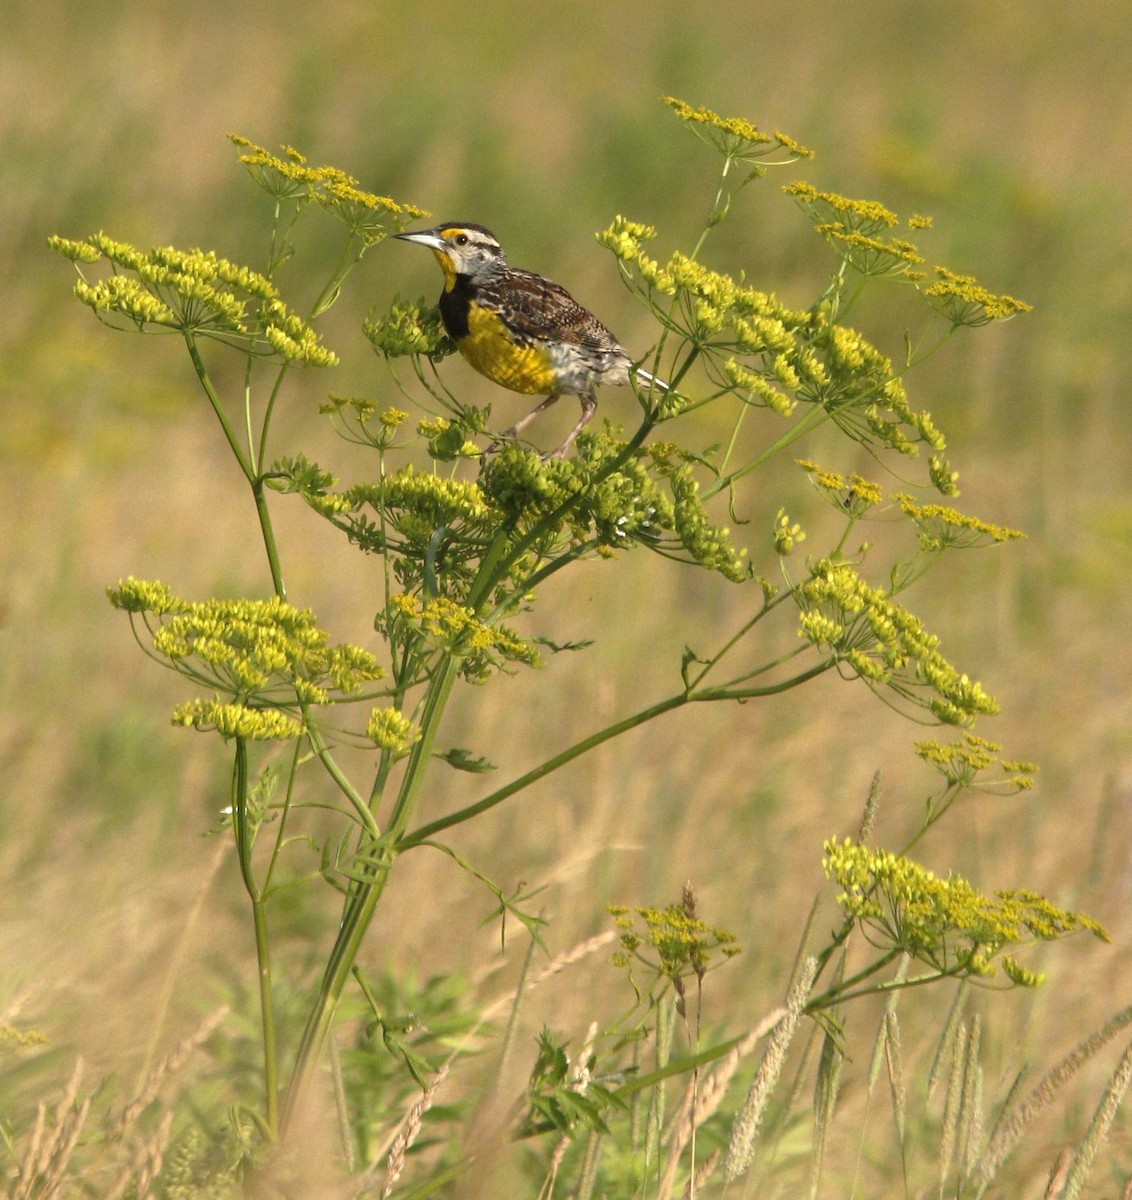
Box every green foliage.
[522,1028,626,1137]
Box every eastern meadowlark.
[395,222,665,458]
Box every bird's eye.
[454,234,469,246]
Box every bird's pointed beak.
[394,228,448,251]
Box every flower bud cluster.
[380,593,541,682]
[366,707,421,756]
[364,298,453,360]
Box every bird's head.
[394,222,506,290]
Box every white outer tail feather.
[633,366,669,392]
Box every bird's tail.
[632,366,669,392]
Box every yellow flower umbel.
[823,839,1107,988]
[229,135,428,245]
[108,578,384,740]
[173,700,303,742]
[922,265,1032,328]
[49,234,337,365]
[798,559,997,724]
[609,902,741,983]
[915,732,1037,793]
[798,459,885,519]
[895,495,1024,551]
[597,217,951,470]
[786,181,925,278]
[663,97,813,164]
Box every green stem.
[400,654,832,852]
[898,784,962,859]
[683,591,787,690]
[279,843,394,1135]
[263,738,303,895]
[283,528,526,1116]
[810,917,856,987]
[309,236,363,320]
[251,476,287,599]
[692,660,831,701]
[399,690,691,849]
[184,333,287,597]
[252,896,280,1136]
[306,722,380,838]
[231,739,255,891]
[185,334,254,480]
[385,655,462,837]
[189,326,286,1126]
[809,963,960,1011]
[257,361,292,472]
[688,155,733,261]
[232,740,280,1136]
[702,402,832,500]
[280,652,462,1136]
[807,947,903,1010]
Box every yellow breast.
[458,304,559,395]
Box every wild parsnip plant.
[42,98,1112,1195]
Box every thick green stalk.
[280,520,535,1133]
[279,842,395,1135]
[232,739,280,1135]
[251,476,287,600]
[280,652,462,1135]
[384,653,462,838]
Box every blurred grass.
[3,0,1132,1186]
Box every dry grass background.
[3,0,1132,1190]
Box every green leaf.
[417,839,549,952]
[681,644,708,688]
[532,636,596,654]
[436,746,497,773]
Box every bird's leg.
[486,393,561,453]
[506,393,561,437]
[547,390,597,460]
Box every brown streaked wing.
[484,269,623,353]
